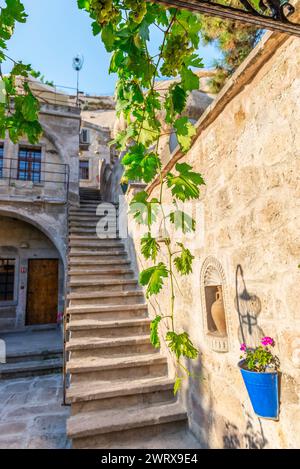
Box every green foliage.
[169,210,196,233]
[167,162,205,201]
[241,345,280,373]
[0,0,42,143]
[122,143,161,183]
[150,315,162,348]
[174,243,194,276]
[129,190,159,227]
[173,117,196,153]
[166,331,198,361]
[139,262,169,298]
[30,69,54,87]
[174,377,183,395]
[200,0,261,93]
[141,232,160,262]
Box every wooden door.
[26,259,59,325]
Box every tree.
[200,1,262,93]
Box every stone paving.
[0,374,70,449]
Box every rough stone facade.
[0,101,81,330]
[79,121,112,190]
[127,33,300,448]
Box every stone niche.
[201,257,229,352]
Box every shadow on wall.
[223,411,268,449]
[188,366,269,448]
[235,265,265,348]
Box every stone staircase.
[65,188,200,449]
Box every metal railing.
[0,157,70,202]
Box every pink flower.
[261,336,274,347]
[240,343,247,352]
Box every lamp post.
[72,54,84,107]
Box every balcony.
[0,157,70,204]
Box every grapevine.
[78,0,205,392]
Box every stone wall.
[127,32,300,448]
[79,122,112,190]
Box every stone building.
[0,85,81,330]
[126,31,300,448]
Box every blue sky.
[2,0,222,96]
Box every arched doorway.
[0,214,65,330]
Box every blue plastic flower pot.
[238,360,279,420]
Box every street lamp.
[72,54,84,106]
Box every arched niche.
[200,257,230,353]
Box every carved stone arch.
[0,208,66,267]
[200,256,232,353]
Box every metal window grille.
[79,160,89,180]
[0,259,15,302]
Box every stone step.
[66,303,148,321]
[67,317,150,338]
[69,235,122,241]
[67,402,187,449]
[69,250,126,257]
[70,207,98,213]
[69,254,127,264]
[0,357,63,380]
[68,259,130,267]
[69,227,120,236]
[69,244,127,256]
[68,268,134,280]
[113,429,202,450]
[68,290,144,306]
[69,221,113,228]
[5,347,62,364]
[69,245,124,252]
[70,213,118,220]
[66,335,153,359]
[67,353,167,383]
[67,376,175,415]
[69,278,138,293]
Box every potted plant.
[239,337,280,420]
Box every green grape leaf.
[174,243,194,276]
[181,67,199,92]
[185,53,203,69]
[101,24,115,51]
[21,92,39,122]
[166,331,198,360]
[141,232,160,262]
[174,117,196,153]
[129,190,159,226]
[174,377,183,395]
[139,262,168,298]
[150,315,162,348]
[169,210,196,233]
[122,143,161,183]
[77,0,90,10]
[167,162,205,202]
